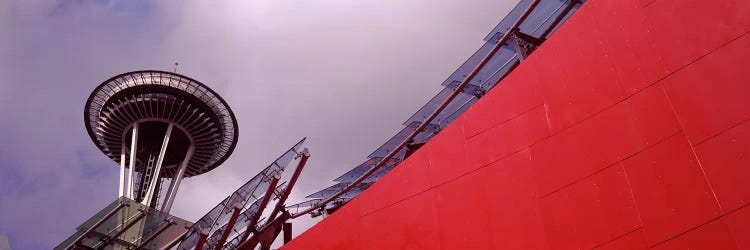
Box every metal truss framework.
[171,139,310,250]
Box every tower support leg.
[161,145,194,212]
[119,140,127,197]
[127,123,139,199]
[143,123,173,207]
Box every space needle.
[84,70,238,213]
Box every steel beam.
[283,223,292,244]
[194,233,208,250]
[239,174,281,243]
[512,29,545,61]
[213,203,242,250]
[143,123,173,207]
[127,123,139,199]
[119,140,127,197]
[268,149,310,221]
[161,144,194,212]
[237,212,290,250]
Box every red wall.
[283,0,750,249]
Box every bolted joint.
[295,148,310,159]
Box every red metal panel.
[359,148,431,215]
[463,126,495,170]
[590,0,670,96]
[650,219,737,250]
[434,168,491,250]
[661,34,750,145]
[726,205,750,249]
[426,120,470,186]
[281,198,362,250]
[594,230,647,250]
[465,105,549,169]
[484,150,549,250]
[533,4,626,134]
[359,191,440,250]
[463,60,544,138]
[694,120,750,212]
[645,0,750,76]
[532,85,680,196]
[622,133,722,245]
[539,165,641,249]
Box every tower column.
[119,140,127,197]
[127,123,139,199]
[143,123,174,207]
[161,144,194,213]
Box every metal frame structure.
[84,70,239,211]
[175,139,310,250]
[56,197,193,250]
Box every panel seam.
[659,83,723,212]
[590,227,643,249]
[538,130,681,199]
[648,202,750,248]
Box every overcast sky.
[0,1,515,249]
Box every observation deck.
[84,70,238,178]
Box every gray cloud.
[0,1,514,249]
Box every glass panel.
[55,197,192,250]
[482,0,580,42]
[332,157,399,183]
[368,121,440,159]
[305,182,372,200]
[177,138,305,250]
[285,199,322,212]
[204,183,287,249]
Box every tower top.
[84,70,238,178]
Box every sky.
[0,0,516,249]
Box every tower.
[84,70,239,212]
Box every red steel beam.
[238,174,281,243]
[194,233,208,250]
[237,212,290,250]
[268,150,310,221]
[213,205,242,250]
[283,223,293,244]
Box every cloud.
[0,0,514,249]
